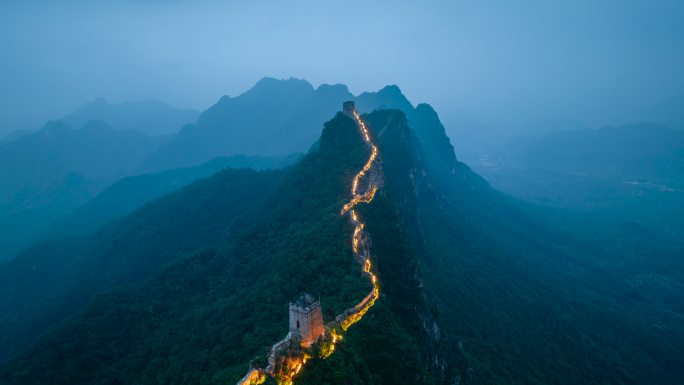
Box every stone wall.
[289,297,324,347]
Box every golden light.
[238,110,383,385]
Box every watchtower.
[289,293,324,347]
[343,101,356,117]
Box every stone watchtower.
[289,293,324,347]
[343,101,356,117]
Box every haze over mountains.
[471,122,684,237]
[471,122,684,181]
[2,0,682,383]
[0,77,682,385]
[0,77,418,190]
[61,98,201,137]
[142,78,418,171]
[0,120,166,261]
[0,78,427,262]
[1,91,682,384]
[1,76,681,269]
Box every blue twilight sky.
[0,0,682,136]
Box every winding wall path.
[236,108,382,385]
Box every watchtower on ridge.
[289,293,324,347]
[343,101,356,117]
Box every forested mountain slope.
[0,112,373,382]
[299,110,684,385]
[39,154,299,242]
[1,107,682,385]
[0,168,282,364]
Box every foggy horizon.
[1,2,683,384]
[1,0,683,136]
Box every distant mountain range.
[2,80,681,264]
[0,120,166,261]
[40,154,300,242]
[0,78,682,385]
[515,123,684,179]
[0,129,30,146]
[0,78,428,262]
[1,104,681,385]
[0,77,423,200]
[0,120,165,207]
[142,77,420,171]
[475,122,684,212]
[0,77,429,192]
[60,98,200,136]
[0,153,297,263]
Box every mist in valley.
[0,1,683,385]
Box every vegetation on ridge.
[0,113,373,384]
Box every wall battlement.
[343,100,356,117]
[289,293,324,347]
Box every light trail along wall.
[236,101,383,385]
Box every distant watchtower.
[289,293,324,347]
[343,101,356,117]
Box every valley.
[0,84,681,385]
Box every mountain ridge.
[0,107,372,383]
[142,77,428,172]
[61,97,200,136]
[1,104,682,384]
[1,80,682,385]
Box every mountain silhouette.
[61,98,200,136]
[0,120,167,261]
[142,78,433,172]
[1,104,681,385]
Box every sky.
[0,0,683,136]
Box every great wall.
[236,102,383,385]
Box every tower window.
[296,320,300,329]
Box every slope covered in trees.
[0,167,283,364]
[0,79,428,264]
[0,112,374,383]
[297,110,684,384]
[1,107,682,385]
[39,154,299,241]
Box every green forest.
[1,110,682,385]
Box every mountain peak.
[415,102,437,116]
[316,83,351,97]
[377,84,403,95]
[60,98,199,136]
[251,77,315,93]
[356,84,413,113]
[41,120,73,136]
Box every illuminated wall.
[288,294,324,347]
